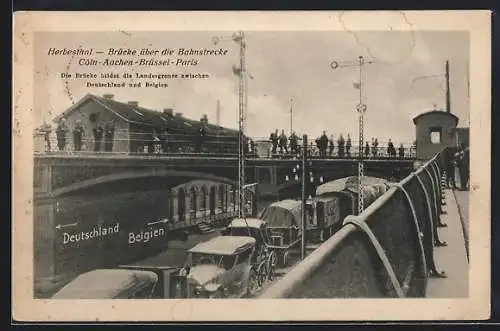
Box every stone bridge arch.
[50,169,237,198]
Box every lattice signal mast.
[330,56,376,214]
[233,31,247,218]
[212,31,248,220]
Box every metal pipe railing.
[259,151,444,298]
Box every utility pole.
[445,60,451,113]
[290,98,293,136]
[330,56,375,214]
[301,134,307,260]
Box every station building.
[44,93,238,153]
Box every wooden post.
[445,60,451,113]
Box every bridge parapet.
[35,131,417,160]
[259,150,447,298]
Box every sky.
[34,30,469,144]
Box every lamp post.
[284,136,326,260]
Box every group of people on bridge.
[38,118,414,160]
[269,129,413,159]
[40,118,116,153]
[445,143,470,191]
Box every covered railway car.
[316,176,390,217]
[305,196,341,243]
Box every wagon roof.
[266,199,302,211]
[260,199,302,227]
[188,236,256,255]
[316,176,388,195]
[52,269,158,299]
[228,218,266,229]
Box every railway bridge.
[34,152,415,200]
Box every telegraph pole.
[445,60,451,113]
[330,56,375,214]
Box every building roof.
[412,110,459,126]
[53,93,239,137]
[188,236,256,255]
[228,218,266,229]
[52,269,158,299]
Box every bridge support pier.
[34,164,53,196]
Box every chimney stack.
[175,112,183,118]
[103,94,114,99]
[128,101,139,107]
[163,108,174,116]
[216,100,221,126]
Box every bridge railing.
[34,132,417,160]
[259,151,446,298]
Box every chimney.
[175,112,183,118]
[163,108,174,116]
[102,94,114,99]
[216,100,220,126]
[128,101,139,107]
[201,114,208,123]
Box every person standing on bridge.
[319,131,329,158]
[279,129,288,155]
[364,141,370,158]
[289,132,299,155]
[345,134,352,158]
[445,148,456,189]
[104,121,115,152]
[92,124,104,152]
[158,128,169,154]
[269,129,278,155]
[195,124,207,153]
[387,139,395,158]
[372,138,379,157]
[329,135,335,157]
[72,120,85,152]
[56,118,69,151]
[458,143,470,191]
[337,134,345,157]
[398,143,405,159]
